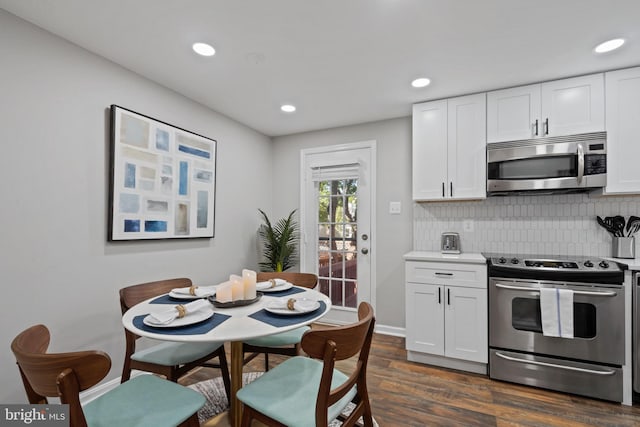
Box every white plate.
[169,288,216,299]
[265,298,320,315]
[143,306,214,327]
[257,281,293,293]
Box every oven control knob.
[599,260,609,269]
[498,257,507,264]
[510,258,519,264]
[584,260,594,268]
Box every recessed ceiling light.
[594,38,625,53]
[411,78,431,88]
[281,104,296,113]
[192,42,216,57]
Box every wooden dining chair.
[11,324,205,427]
[242,272,318,371]
[237,302,375,427]
[119,278,230,400]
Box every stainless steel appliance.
[634,272,640,396]
[488,254,626,402]
[440,232,460,254]
[487,132,607,195]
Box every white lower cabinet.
[405,259,487,374]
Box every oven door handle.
[494,283,618,297]
[495,352,617,376]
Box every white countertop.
[403,251,486,264]
[605,256,640,270]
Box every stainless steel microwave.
[487,132,606,195]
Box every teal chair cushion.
[236,356,357,427]
[131,341,224,366]
[244,326,310,347]
[83,374,205,427]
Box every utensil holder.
[612,236,635,259]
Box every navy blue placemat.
[132,312,231,335]
[249,301,327,327]
[149,294,202,304]
[260,286,307,298]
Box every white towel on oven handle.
[540,288,574,338]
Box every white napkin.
[171,285,216,297]
[256,278,287,291]
[268,298,317,312]
[540,288,574,338]
[146,299,210,325]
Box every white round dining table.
[122,286,332,427]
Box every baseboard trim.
[79,371,148,405]
[374,324,405,337]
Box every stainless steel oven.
[487,255,626,402]
[487,132,606,195]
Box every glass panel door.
[317,179,358,309]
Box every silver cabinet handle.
[544,118,549,135]
[495,352,616,376]
[494,283,617,297]
[435,272,453,277]
[534,119,539,136]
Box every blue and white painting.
[109,105,216,240]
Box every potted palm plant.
[258,209,299,272]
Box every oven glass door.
[489,278,624,365]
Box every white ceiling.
[2,0,640,137]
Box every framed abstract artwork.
[108,105,216,240]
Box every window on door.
[317,178,358,308]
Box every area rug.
[188,372,378,426]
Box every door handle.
[495,352,616,376]
[494,283,617,297]
[576,143,585,185]
[361,248,369,255]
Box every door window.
[317,179,358,308]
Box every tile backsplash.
[414,193,640,257]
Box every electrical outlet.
[389,201,401,214]
[463,219,474,232]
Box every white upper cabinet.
[412,93,486,201]
[487,74,604,143]
[604,67,640,194]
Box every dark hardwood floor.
[181,333,640,426]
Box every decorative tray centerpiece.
[208,292,262,308]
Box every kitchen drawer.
[406,261,487,288]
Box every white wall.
[0,11,272,403]
[272,117,414,330]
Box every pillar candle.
[216,281,233,303]
[230,274,244,301]
[242,269,257,300]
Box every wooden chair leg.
[264,353,269,371]
[218,349,232,402]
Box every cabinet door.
[541,73,604,137]
[412,100,448,200]
[444,286,487,363]
[447,93,487,200]
[487,84,541,143]
[604,67,640,194]
[405,282,444,355]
